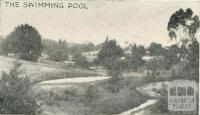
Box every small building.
[7,53,15,57]
[142,55,164,62]
[124,50,132,55]
[41,53,49,59]
[82,50,99,63]
[68,55,73,61]
[63,61,75,66]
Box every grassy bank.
[37,76,148,115]
[0,56,100,84]
[31,67,100,84]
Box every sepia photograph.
[0,0,199,115]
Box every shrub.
[171,62,199,82]
[47,40,69,62]
[93,88,147,115]
[0,61,40,114]
[72,53,89,68]
[83,85,99,104]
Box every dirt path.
[136,81,169,98]
[119,81,169,115]
[118,99,158,115]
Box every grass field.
[0,56,100,83]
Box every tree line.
[0,8,199,81]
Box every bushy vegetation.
[72,53,89,68]
[97,38,124,82]
[69,42,96,55]
[163,44,179,70]
[148,42,165,56]
[151,83,168,113]
[43,39,68,61]
[37,77,147,115]
[129,44,145,70]
[0,61,39,114]
[97,38,124,64]
[0,36,6,55]
[42,39,97,61]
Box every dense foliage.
[167,8,199,42]
[72,53,89,68]
[43,39,68,61]
[148,42,164,56]
[69,42,96,55]
[97,38,124,82]
[2,24,42,61]
[167,8,199,81]
[97,38,124,65]
[0,61,39,114]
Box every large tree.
[167,8,199,80]
[148,42,164,56]
[167,8,200,45]
[124,44,145,71]
[131,44,145,57]
[97,38,124,82]
[5,24,42,61]
[97,38,124,64]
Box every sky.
[0,0,200,47]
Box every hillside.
[0,56,99,83]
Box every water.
[38,76,110,85]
